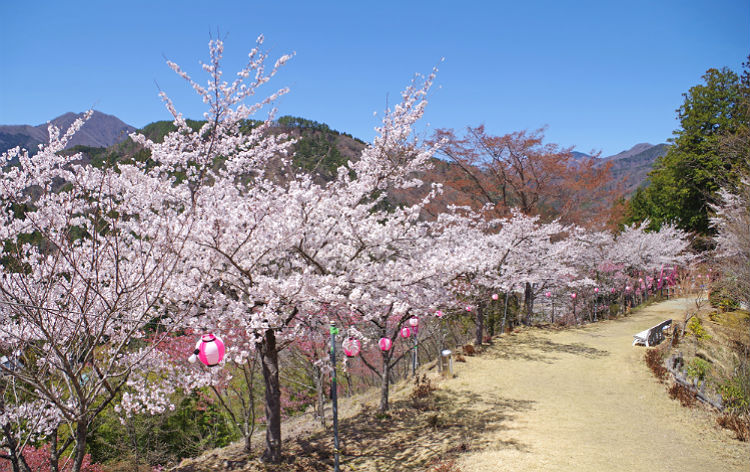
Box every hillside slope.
[171,298,748,471]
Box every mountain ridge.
[0,111,136,154]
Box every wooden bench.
[632,319,672,347]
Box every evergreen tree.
[627,60,749,244]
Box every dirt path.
[443,298,749,471]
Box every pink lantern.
[378,337,392,351]
[611,287,616,293]
[491,293,499,301]
[342,338,361,357]
[400,327,411,338]
[189,334,225,367]
[435,310,444,318]
[638,278,643,283]
[571,293,577,300]
[466,306,472,312]
[626,285,631,291]
[594,287,599,293]
[545,291,551,298]
[409,316,419,327]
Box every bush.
[668,383,697,407]
[0,445,103,472]
[709,286,740,311]
[687,317,711,340]
[410,374,436,400]
[717,413,750,441]
[719,376,750,413]
[645,349,668,381]
[686,358,711,381]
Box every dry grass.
[717,413,750,442]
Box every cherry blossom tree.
[0,114,198,472]
[711,178,750,307]
[127,35,451,461]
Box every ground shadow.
[487,333,610,363]
[276,385,535,471]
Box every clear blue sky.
[1,0,748,156]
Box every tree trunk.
[488,306,495,337]
[48,428,59,472]
[72,420,88,472]
[314,364,325,427]
[259,329,282,463]
[501,292,510,333]
[1,421,31,472]
[379,350,391,413]
[524,282,534,325]
[474,303,484,347]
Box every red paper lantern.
[545,291,551,298]
[570,293,577,300]
[342,338,361,357]
[400,327,411,338]
[435,310,444,318]
[466,306,472,312]
[189,334,225,367]
[594,287,599,293]
[491,293,499,300]
[378,337,392,351]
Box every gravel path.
[444,298,749,471]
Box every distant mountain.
[0,111,136,155]
[599,143,669,195]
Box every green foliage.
[719,376,750,413]
[276,115,358,178]
[709,286,741,311]
[88,392,238,468]
[686,357,710,381]
[626,61,750,240]
[687,317,712,340]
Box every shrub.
[668,383,697,407]
[462,344,476,356]
[645,349,668,381]
[717,413,750,441]
[686,358,711,381]
[0,445,103,472]
[709,286,740,311]
[719,376,750,413]
[410,374,436,400]
[687,317,711,340]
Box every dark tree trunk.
[72,420,88,472]
[524,282,534,325]
[379,352,391,413]
[314,364,325,427]
[474,303,484,347]
[2,421,31,472]
[259,329,282,463]
[48,428,59,472]
[488,307,495,337]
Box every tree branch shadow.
[488,333,610,363]
[283,387,534,471]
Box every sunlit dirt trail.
[444,298,749,471]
